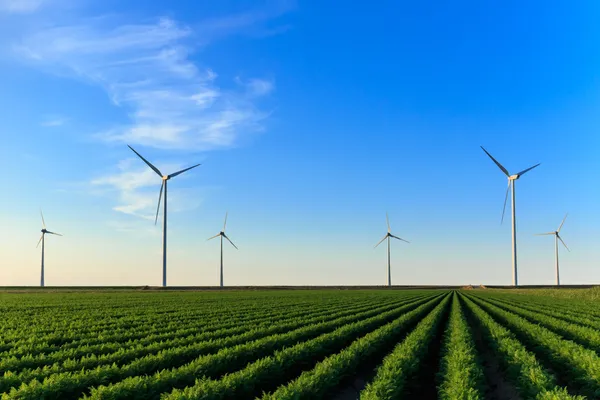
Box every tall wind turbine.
[374,213,409,287]
[481,146,540,286]
[535,214,570,286]
[208,212,238,287]
[128,145,201,287]
[37,210,62,287]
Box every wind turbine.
[37,210,62,287]
[481,146,540,287]
[535,214,570,286]
[128,145,201,287]
[374,213,409,287]
[208,212,238,287]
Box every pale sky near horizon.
[1,0,599,286]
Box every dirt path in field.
[460,298,522,400]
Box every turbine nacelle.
[508,174,520,181]
[41,228,47,234]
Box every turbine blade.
[223,212,228,232]
[128,145,163,177]
[36,234,43,248]
[207,234,220,241]
[224,234,238,250]
[558,213,568,233]
[557,234,570,252]
[534,232,555,236]
[40,210,46,229]
[374,234,387,248]
[386,213,391,233]
[481,146,510,177]
[501,181,510,224]
[155,182,164,226]
[391,234,410,243]
[168,163,201,179]
[515,163,541,177]
[46,231,62,236]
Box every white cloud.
[16,16,274,150]
[246,78,275,96]
[40,115,68,127]
[91,157,203,220]
[0,0,45,13]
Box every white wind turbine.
[374,213,409,287]
[481,146,540,287]
[128,145,201,287]
[535,214,570,286]
[208,212,238,287]
[37,210,62,287]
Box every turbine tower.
[481,146,540,287]
[374,213,409,287]
[37,210,62,287]
[535,213,570,286]
[128,145,201,287]
[208,212,238,287]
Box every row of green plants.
[477,293,600,332]
[436,293,484,400]
[472,295,600,353]
[459,294,578,399]
[154,295,447,400]
[0,294,389,357]
[465,294,600,398]
[0,295,426,393]
[4,294,442,399]
[0,293,415,376]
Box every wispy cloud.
[8,3,291,222]
[15,16,275,150]
[0,0,46,14]
[91,157,204,220]
[40,115,68,127]
[237,77,275,97]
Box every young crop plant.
[459,294,580,400]
[437,293,485,400]
[158,295,447,400]
[358,294,450,399]
[262,293,451,399]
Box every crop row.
[0,294,430,393]
[0,293,414,363]
[3,293,443,399]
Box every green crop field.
[0,288,599,399]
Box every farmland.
[0,289,599,399]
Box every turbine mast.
[511,180,518,286]
[387,236,391,287]
[555,234,560,286]
[220,235,224,287]
[162,180,168,287]
[41,234,45,287]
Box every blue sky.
[1,0,599,286]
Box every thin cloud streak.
[16,16,274,151]
[40,115,69,127]
[91,158,203,221]
[0,0,46,14]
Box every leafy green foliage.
[437,293,484,400]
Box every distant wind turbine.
[481,146,540,287]
[535,214,570,286]
[208,212,238,287]
[375,213,409,287]
[128,145,201,287]
[37,210,62,287]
